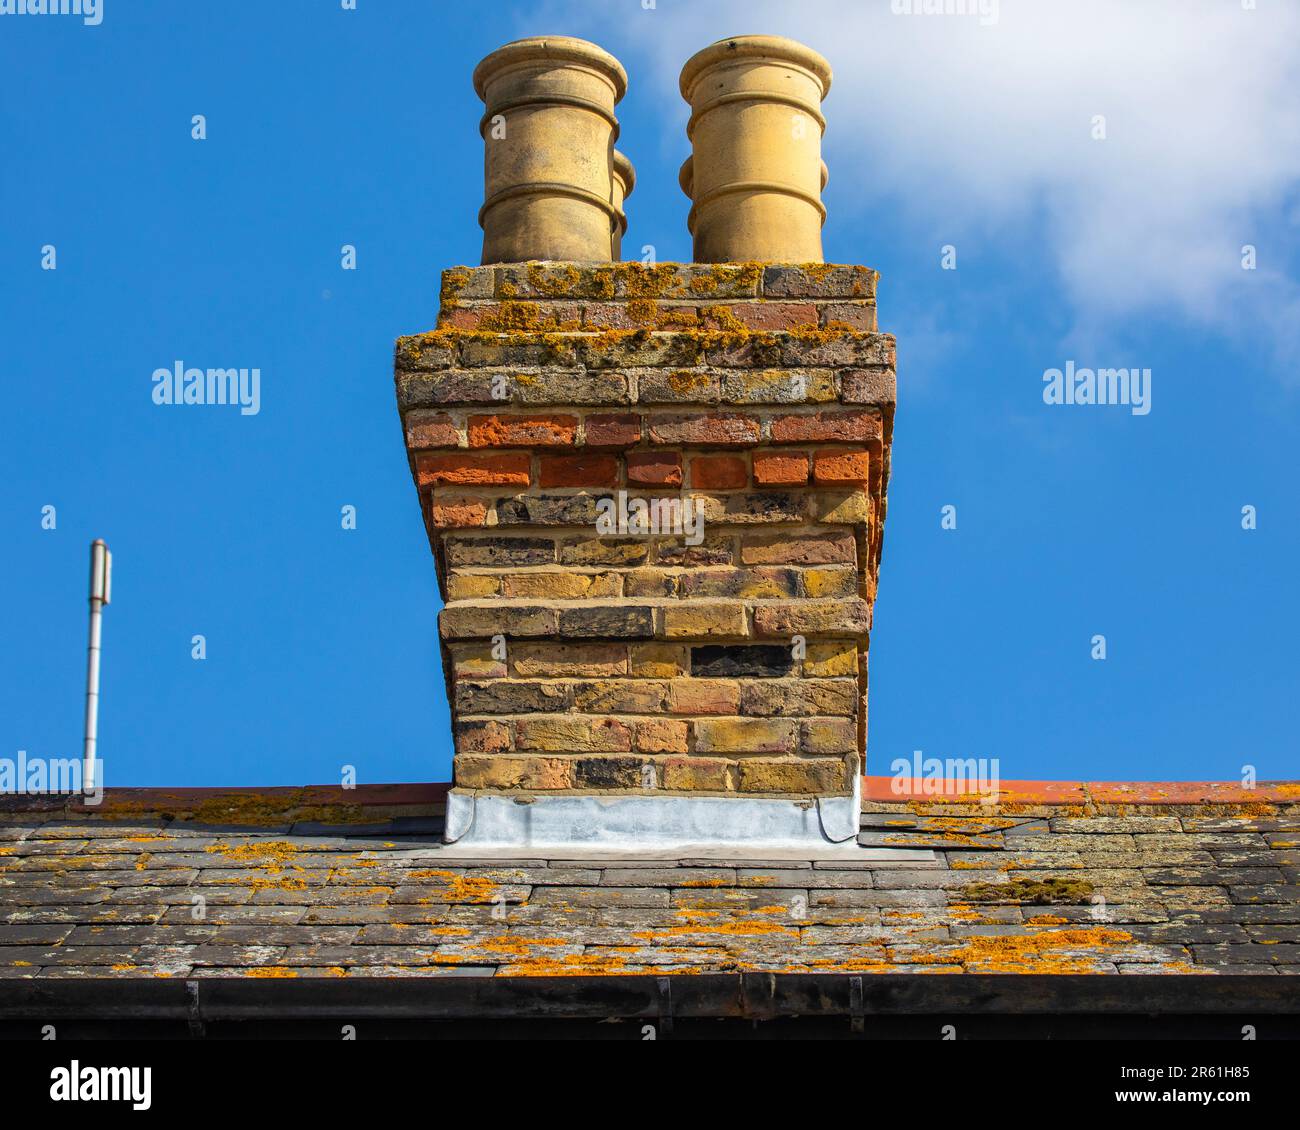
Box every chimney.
[395,36,895,851]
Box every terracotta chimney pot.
[679,35,832,263]
[474,36,629,264]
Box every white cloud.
[531,0,1300,365]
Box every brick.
[694,719,798,754]
[623,568,676,597]
[574,757,647,790]
[801,719,858,754]
[741,531,855,566]
[736,758,848,794]
[629,643,688,678]
[720,369,836,405]
[516,717,632,754]
[729,301,818,331]
[557,606,655,638]
[494,494,603,526]
[626,450,683,486]
[753,599,872,636]
[445,536,554,567]
[648,413,761,447]
[635,719,689,754]
[511,644,626,678]
[428,497,489,529]
[815,491,873,525]
[813,449,870,485]
[803,567,857,598]
[439,606,557,639]
[559,538,649,567]
[501,572,620,600]
[762,265,876,299]
[804,642,858,678]
[455,680,570,715]
[662,604,749,639]
[403,411,460,449]
[538,453,618,488]
[456,755,572,791]
[663,757,734,792]
[446,574,500,601]
[753,450,810,486]
[769,411,882,444]
[581,332,703,370]
[841,368,896,405]
[515,371,628,405]
[667,679,741,715]
[741,680,857,718]
[459,337,579,369]
[678,567,798,600]
[636,368,721,404]
[394,335,456,371]
[451,643,506,679]
[819,302,878,331]
[695,492,807,525]
[584,413,642,448]
[692,645,795,679]
[468,414,576,447]
[441,266,496,302]
[415,452,531,488]
[690,455,748,490]
[655,536,734,567]
[455,720,512,754]
[572,680,670,714]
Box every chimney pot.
[474,36,630,264]
[679,35,832,263]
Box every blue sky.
[2,0,1297,788]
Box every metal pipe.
[83,539,110,794]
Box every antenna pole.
[83,540,111,794]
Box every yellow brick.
[502,572,593,599]
[662,603,748,639]
[629,643,688,678]
[662,757,734,792]
[448,574,499,600]
[515,716,632,753]
[804,567,857,598]
[635,718,689,754]
[693,718,796,753]
[804,642,857,678]
[511,643,626,678]
[735,758,847,794]
[452,643,506,679]
[455,755,573,791]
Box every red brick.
[416,452,531,488]
[404,411,459,450]
[539,453,619,488]
[729,301,818,331]
[468,414,576,447]
[428,496,489,528]
[627,450,683,486]
[769,410,882,444]
[753,450,809,486]
[813,449,870,485]
[585,413,642,448]
[690,455,748,490]
[819,302,878,332]
[648,413,761,447]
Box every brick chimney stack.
[395,36,896,851]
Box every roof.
[3,780,1297,989]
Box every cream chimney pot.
[474,36,629,264]
[679,35,832,263]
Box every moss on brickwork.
[960,877,1096,905]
